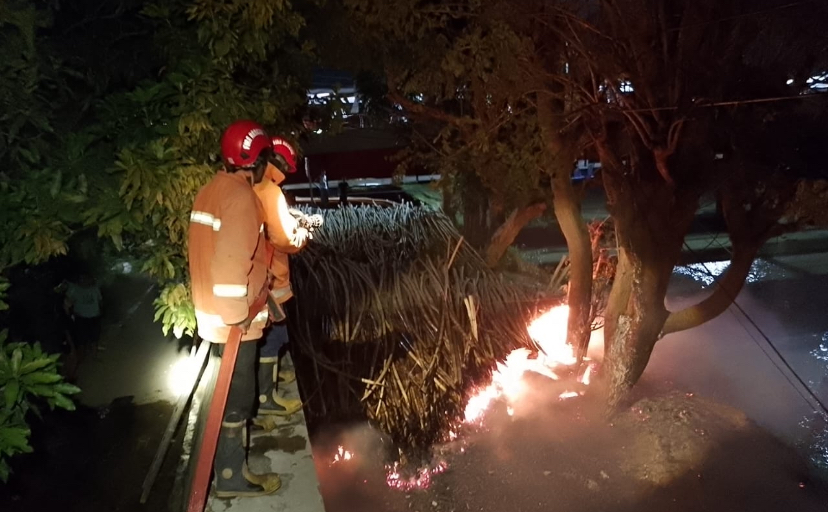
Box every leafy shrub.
[0,329,80,481]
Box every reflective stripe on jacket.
[253,164,307,305]
[188,171,270,343]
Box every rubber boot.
[214,416,281,498]
[257,359,302,417]
[261,355,296,385]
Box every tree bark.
[595,138,698,408]
[484,203,547,268]
[552,173,593,360]
[602,245,633,356]
[536,96,594,361]
[662,240,761,335]
[459,173,492,249]
[605,261,671,408]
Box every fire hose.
[185,297,267,512]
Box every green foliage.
[0,276,9,312]
[0,0,317,479]
[103,0,312,335]
[0,2,93,268]
[153,283,196,339]
[0,1,61,174]
[0,329,80,481]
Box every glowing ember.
[385,461,448,491]
[331,445,354,465]
[578,362,595,386]
[464,306,590,423]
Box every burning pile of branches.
[288,204,549,459]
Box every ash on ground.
[314,379,828,512]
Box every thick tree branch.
[662,239,760,335]
[387,91,475,132]
[484,202,547,267]
[652,147,676,188]
[664,176,827,335]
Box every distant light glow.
[788,73,828,90]
[674,261,730,286]
[111,261,133,274]
[812,335,828,363]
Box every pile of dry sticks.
[288,203,552,460]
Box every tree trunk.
[595,139,699,408]
[484,203,547,268]
[536,96,594,360]
[602,245,633,357]
[552,173,593,360]
[459,173,491,249]
[604,259,671,408]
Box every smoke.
[312,423,390,497]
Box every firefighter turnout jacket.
[253,163,307,305]
[188,171,270,343]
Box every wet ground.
[313,385,828,512]
[0,399,182,512]
[654,253,828,469]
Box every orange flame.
[331,445,354,465]
[464,305,588,423]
